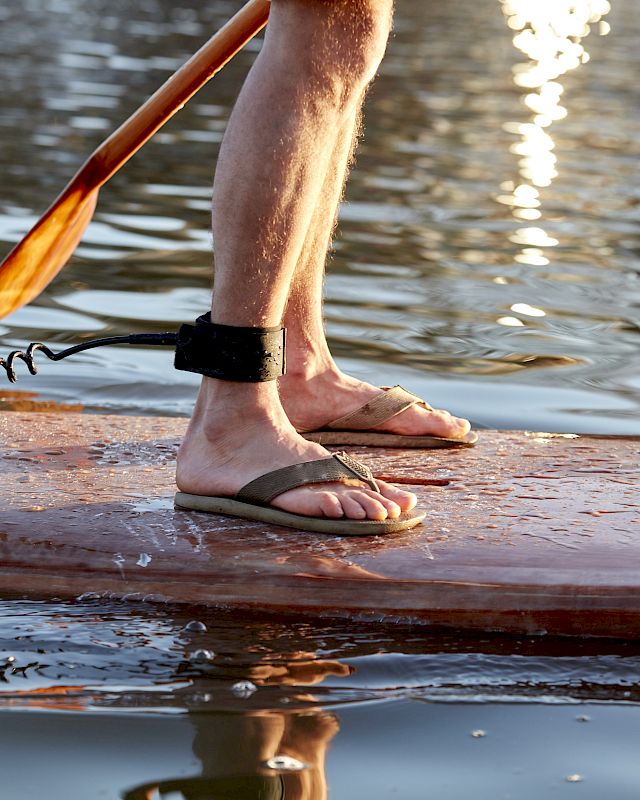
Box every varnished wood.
[0,0,270,319]
[1,412,639,638]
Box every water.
[1,0,640,797]
[1,600,640,798]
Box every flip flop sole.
[174,492,426,536]
[301,430,479,448]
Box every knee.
[272,0,393,113]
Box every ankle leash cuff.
[174,314,286,382]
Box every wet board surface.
[0,412,639,638]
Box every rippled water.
[1,599,640,798]
[5,600,640,712]
[1,0,639,431]
[2,1,640,797]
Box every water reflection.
[3,600,640,798]
[124,710,338,800]
[4,600,640,710]
[124,773,290,800]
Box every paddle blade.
[0,185,98,320]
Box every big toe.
[423,408,471,439]
[376,479,417,513]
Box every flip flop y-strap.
[323,385,430,431]
[235,452,379,506]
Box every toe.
[339,493,368,520]
[318,491,345,519]
[379,402,471,439]
[422,408,470,438]
[364,489,401,518]
[271,486,338,518]
[376,479,417,513]
[445,412,471,437]
[348,490,388,521]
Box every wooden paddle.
[0,0,270,320]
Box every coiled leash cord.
[1,315,286,384]
[0,333,178,383]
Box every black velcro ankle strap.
[174,314,286,382]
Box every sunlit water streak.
[0,0,639,431]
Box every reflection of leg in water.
[191,710,339,800]
[123,614,350,800]
[122,710,340,800]
[276,711,340,799]
[123,772,284,800]
[192,713,286,779]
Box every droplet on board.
[471,729,486,738]
[565,774,583,783]
[575,714,591,723]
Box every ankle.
[282,344,338,382]
[197,374,278,403]
[189,377,283,435]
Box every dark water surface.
[1,0,639,431]
[1,599,640,799]
[2,1,640,797]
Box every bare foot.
[176,380,417,521]
[279,367,471,438]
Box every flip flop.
[175,451,425,536]
[299,385,478,448]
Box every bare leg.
[279,97,471,439]
[177,0,415,520]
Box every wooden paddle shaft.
[0,0,269,320]
[95,0,270,183]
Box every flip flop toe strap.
[325,385,430,431]
[235,452,379,505]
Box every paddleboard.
[1,411,638,637]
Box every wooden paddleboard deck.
[0,412,638,637]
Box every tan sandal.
[175,451,425,536]
[300,385,478,448]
